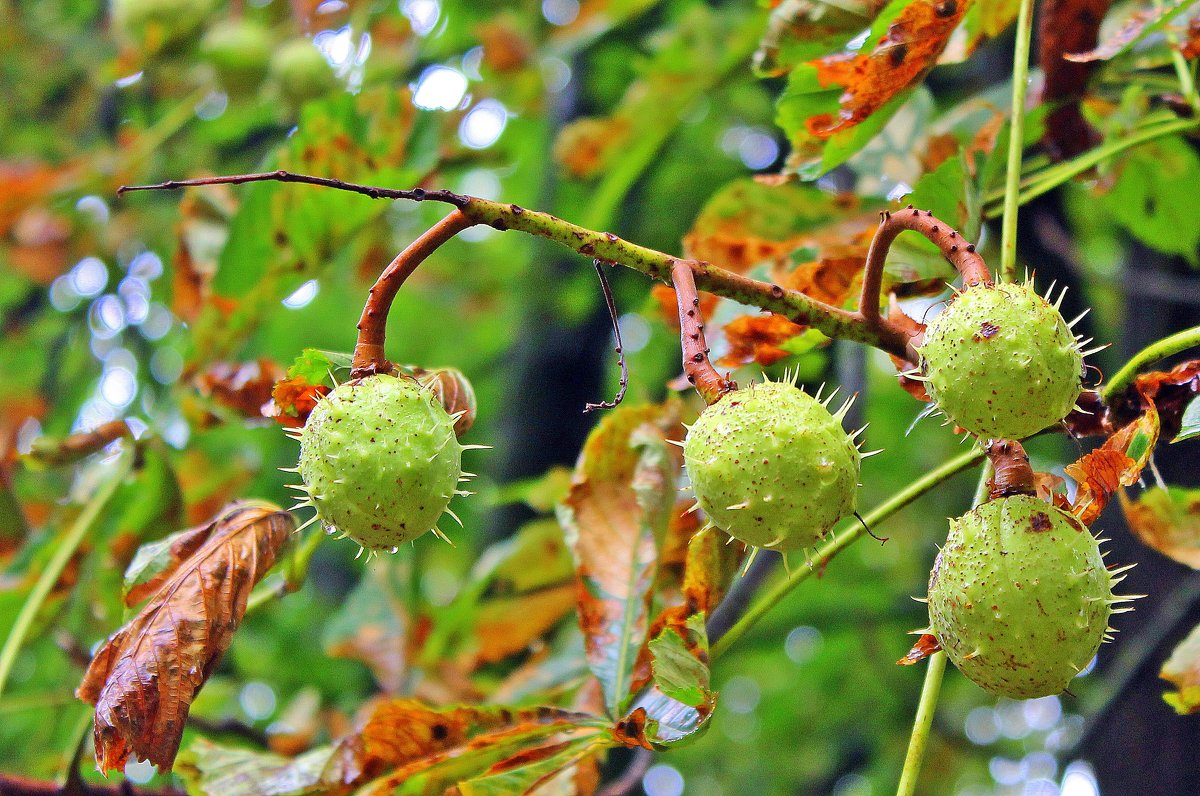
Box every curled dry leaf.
[1038,0,1111,159]
[412,366,478,437]
[268,376,331,429]
[24,420,131,468]
[1066,385,1159,525]
[76,501,294,773]
[1162,620,1200,714]
[897,633,942,666]
[196,359,286,419]
[1119,486,1200,569]
[719,314,807,367]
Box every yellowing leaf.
[556,403,682,717]
[1120,486,1200,569]
[1162,621,1200,714]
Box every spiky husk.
[297,374,462,549]
[927,495,1115,699]
[918,282,1083,440]
[683,381,861,551]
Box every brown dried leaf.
[1038,0,1111,158]
[1181,17,1200,58]
[474,584,579,666]
[719,314,807,367]
[1066,388,1159,525]
[195,359,285,419]
[76,501,294,772]
[797,0,969,139]
[1162,621,1200,714]
[897,633,942,665]
[267,376,331,429]
[333,699,597,787]
[1120,486,1200,569]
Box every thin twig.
[584,261,629,412]
[670,260,735,404]
[352,209,475,377]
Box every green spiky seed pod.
[296,374,464,550]
[269,39,339,106]
[201,20,273,96]
[683,381,862,551]
[927,495,1124,699]
[918,281,1083,440]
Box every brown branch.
[0,772,182,796]
[118,170,470,207]
[583,261,629,412]
[671,261,735,404]
[857,206,992,362]
[350,209,475,377]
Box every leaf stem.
[999,0,1036,283]
[1157,0,1200,111]
[1103,324,1200,402]
[351,209,475,377]
[0,454,131,702]
[709,446,985,659]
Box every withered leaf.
[268,376,332,429]
[897,633,942,665]
[556,403,681,718]
[473,584,579,666]
[778,0,969,177]
[1161,620,1200,714]
[76,501,294,772]
[1066,387,1159,525]
[1119,486,1200,569]
[196,359,286,419]
[719,314,807,367]
[1063,2,1181,63]
[334,699,599,789]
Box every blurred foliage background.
[2,0,1200,794]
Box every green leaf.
[649,613,713,709]
[285,348,354,385]
[456,732,610,796]
[322,561,409,692]
[177,740,335,796]
[1099,135,1200,262]
[1173,397,1200,443]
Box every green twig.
[710,447,985,660]
[1103,324,1200,402]
[1157,0,1200,111]
[0,454,131,702]
[895,462,992,796]
[998,0,1036,283]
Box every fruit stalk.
[858,207,992,365]
[351,209,475,377]
[670,260,734,404]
